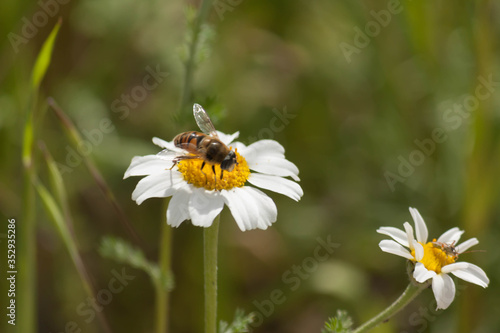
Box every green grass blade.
[30,18,62,91]
[48,98,144,245]
[19,18,62,333]
[33,178,112,333]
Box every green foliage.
[218,309,255,333]
[322,310,353,333]
[99,236,174,291]
[18,19,63,333]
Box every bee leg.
[200,161,208,183]
[168,158,179,170]
[212,165,217,188]
[220,169,224,180]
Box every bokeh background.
[1,0,499,332]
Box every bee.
[166,104,237,183]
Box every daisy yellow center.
[410,239,457,274]
[176,149,250,191]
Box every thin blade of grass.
[33,177,112,333]
[31,18,62,90]
[19,19,62,333]
[39,141,75,233]
[47,97,144,246]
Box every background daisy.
[378,207,489,309]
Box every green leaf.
[31,18,62,90]
[218,309,255,333]
[322,310,353,333]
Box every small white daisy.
[124,105,303,231]
[377,207,489,310]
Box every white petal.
[241,140,285,159]
[221,188,256,231]
[216,131,239,145]
[247,173,303,201]
[413,240,424,261]
[124,155,172,178]
[131,171,185,204]
[221,187,277,231]
[432,273,456,310]
[441,262,469,272]
[409,207,428,243]
[378,240,414,260]
[229,141,247,152]
[413,262,436,282]
[403,222,415,250]
[248,187,279,230]
[455,238,479,253]
[188,189,224,227]
[152,137,174,149]
[166,187,192,227]
[250,158,300,181]
[376,227,409,247]
[437,227,464,244]
[443,262,489,288]
[241,140,300,181]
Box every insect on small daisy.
[124,104,303,231]
[377,207,489,309]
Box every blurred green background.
[1,0,499,332]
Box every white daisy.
[124,128,302,231]
[377,207,489,310]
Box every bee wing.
[158,142,204,157]
[193,103,218,137]
[156,148,181,160]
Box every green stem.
[19,167,36,333]
[19,92,37,333]
[204,215,220,333]
[156,203,173,333]
[352,282,429,333]
[178,0,214,114]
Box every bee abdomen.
[174,131,206,150]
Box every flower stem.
[156,203,173,333]
[352,282,429,333]
[204,215,220,333]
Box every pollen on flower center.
[411,239,457,274]
[176,149,250,191]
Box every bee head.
[220,151,237,171]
